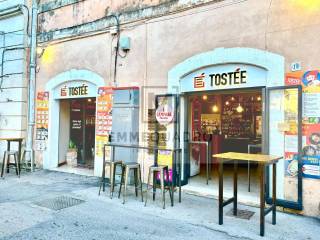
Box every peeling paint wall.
[38,0,220,34]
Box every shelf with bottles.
[221,94,262,138]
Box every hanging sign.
[180,64,267,92]
[95,87,113,158]
[35,92,49,151]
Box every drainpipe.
[26,0,38,172]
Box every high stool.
[99,160,123,198]
[145,165,173,209]
[21,149,35,172]
[118,162,143,204]
[1,151,20,178]
[109,160,123,198]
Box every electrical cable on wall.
[109,14,121,86]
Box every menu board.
[35,92,49,151]
[95,87,113,157]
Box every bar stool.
[145,165,172,209]
[99,160,123,198]
[118,162,143,204]
[21,149,35,172]
[1,151,20,178]
[109,160,123,198]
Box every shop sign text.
[182,64,267,93]
[209,68,247,87]
[61,84,88,97]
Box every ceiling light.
[212,105,219,113]
[236,104,244,113]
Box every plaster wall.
[36,0,320,216]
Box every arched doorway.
[43,69,104,175]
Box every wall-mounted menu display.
[95,87,113,157]
[35,92,49,151]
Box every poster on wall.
[284,71,320,179]
[302,71,320,179]
[302,124,320,179]
[35,92,49,151]
[95,87,113,158]
[156,95,176,183]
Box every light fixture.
[231,96,235,101]
[257,96,262,101]
[36,47,45,58]
[88,98,92,102]
[202,95,208,101]
[236,104,244,113]
[225,101,230,106]
[212,105,219,113]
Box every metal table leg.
[206,143,209,185]
[233,160,238,216]
[272,163,277,225]
[218,160,223,225]
[260,163,265,237]
[6,140,10,173]
[18,140,22,174]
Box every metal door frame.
[155,94,185,186]
[265,85,303,210]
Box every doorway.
[58,98,96,174]
[183,88,263,204]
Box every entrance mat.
[226,209,255,220]
[34,196,85,211]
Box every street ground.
[0,170,319,240]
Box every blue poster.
[302,155,320,179]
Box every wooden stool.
[145,165,172,209]
[118,162,143,204]
[1,151,20,178]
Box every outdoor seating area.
[0,138,24,178]
[99,143,181,210]
[0,137,35,178]
[98,142,282,237]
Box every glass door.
[266,85,303,210]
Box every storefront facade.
[34,0,320,217]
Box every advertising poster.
[301,124,320,179]
[95,87,113,158]
[35,92,49,151]
[284,70,320,179]
[301,70,320,179]
[156,96,176,183]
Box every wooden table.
[0,137,24,173]
[212,152,282,237]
